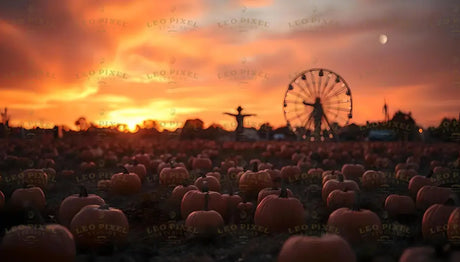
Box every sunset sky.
[0,0,459,131]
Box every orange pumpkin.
[277,234,356,262]
[181,185,226,219]
[422,201,456,243]
[185,190,224,237]
[192,157,213,171]
[159,166,190,186]
[341,164,365,182]
[408,175,435,198]
[110,167,142,195]
[0,223,76,262]
[97,179,112,192]
[124,161,147,182]
[18,169,48,189]
[221,188,243,222]
[322,170,342,185]
[327,192,382,245]
[254,186,304,233]
[205,171,221,180]
[384,194,416,218]
[170,184,199,205]
[396,169,418,182]
[0,190,4,209]
[70,204,129,249]
[327,189,356,211]
[447,207,460,245]
[416,186,453,210]
[194,173,221,192]
[257,187,293,204]
[9,186,46,211]
[322,174,359,202]
[58,186,105,227]
[361,170,386,189]
[399,246,435,262]
[238,166,272,199]
[280,165,301,181]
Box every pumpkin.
[306,168,324,184]
[361,170,386,189]
[254,186,304,233]
[327,189,356,211]
[170,184,199,205]
[110,167,142,195]
[159,166,190,186]
[181,185,226,219]
[447,207,460,245]
[327,192,382,245]
[220,160,236,174]
[277,234,356,262]
[258,162,273,171]
[80,161,97,172]
[192,157,213,171]
[416,186,453,210]
[422,201,456,243]
[194,173,221,192]
[124,161,147,182]
[341,164,365,182]
[322,174,359,202]
[227,166,244,181]
[9,186,46,211]
[59,186,106,227]
[97,180,112,192]
[384,194,416,218]
[221,187,243,222]
[134,153,151,168]
[18,169,48,189]
[408,175,435,198]
[267,169,282,187]
[396,169,418,182]
[238,164,272,199]
[0,190,4,208]
[0,223,76,262]
[257,187,293,204]
[322,170,342,185]
[280,165,301,181]
[70,204,129,248]
[206,171,221,180]
[185,189,224,237]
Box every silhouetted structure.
[223,106,256,141]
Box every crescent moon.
[379,34,388,44]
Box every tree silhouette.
[180,119,204,140]
[257,122,273,140]
[74,117,89,131]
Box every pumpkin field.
[0,134,459,262]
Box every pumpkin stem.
[202,181,209,193]
[352,191,361,211]
[99,204,110,210]
[279,181,288,198]
[444,195,458,206]
[204,192,210,211]
[79,185,89,197]
[252,162,258,172]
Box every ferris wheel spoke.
[324,88,346,101]
[321,81,339,99]
[284,100,304,105]
[293,81,314,99]
[320,74,331,97]
[302,75,316,98]
[286,110,310,122]
[309,71,318,97]
[327,107,351,112]
[323,99,350,105]
[288,90,310,102]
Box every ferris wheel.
[283,68,352,141]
